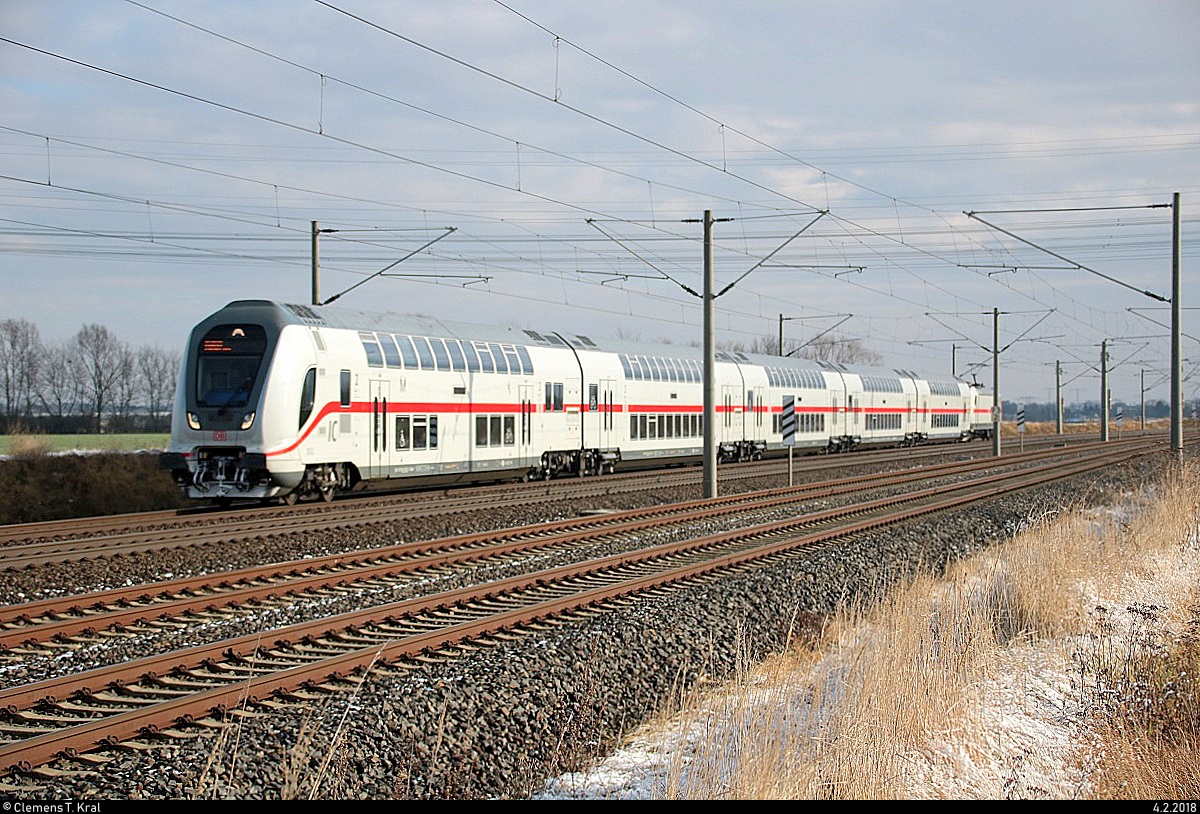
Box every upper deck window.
[394,335,418,368]
[359,332,383,368]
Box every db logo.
[213,430,228,441]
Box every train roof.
[212,300,968,385]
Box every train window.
[648,415,658,439]
[395,416,410,449]
[675,415,683,437]
[412,416,428,450]
[379,334,402,368]
[475,416,489,446]
[553,382,563,411]
[340,370,351,407]
[544,382,552,411]
[630,415,638,439]
[629,356,643,381]
[445,340,467,372]
[412,337,435,370]
[638,356,654,382]
[489,415,502,447]
[472,342,494,373]
[298,368,317,430]
[359,332,384,368]
[196,324,267,407]
[429,339,450,371]
[516,346,534,375]
[619,355,633,379]
[502,345,521,374]
[639,414,647,439]
[503,416,514,445]
[461,341,481,372]
[669,358,682,383]
[488,343,509,374]
[664,415,673,438]
[394,335,418,368]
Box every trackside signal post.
[782,395,796,486]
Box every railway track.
[0,432,1129,568]
[0,437,1152,652]
[0,436,1160,777]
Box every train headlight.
[187,411,201,430]
[240,411,256,430]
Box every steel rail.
[0,446,1146,774]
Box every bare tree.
[137,345,180,430]
[793,334,882,366]
[110,345,138,429]
[35,342,84,428]
[74,324,125,432]
[723,333,882,365]
[719,335,776,356]
[0,318,42,426]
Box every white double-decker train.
[160,299,993,505]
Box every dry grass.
[615,456,1200,799]
[1000,417,1172,439]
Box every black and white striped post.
[782,395,796,486]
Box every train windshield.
[196,324,268,408]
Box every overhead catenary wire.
[0,4,1188,402]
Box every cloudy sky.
[1,1,1196,404]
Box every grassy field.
[0,421,1171,455]
[0,433,170,456]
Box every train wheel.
[283,491,299,506]
[320,485,335,502]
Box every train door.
[722,384,742,444]
[596,378,617,449]
[518,384,535,467]
[370,379,390,476]
[564,378,582,448]
[748,388,764,438]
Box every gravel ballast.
[0,453,1170,800]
